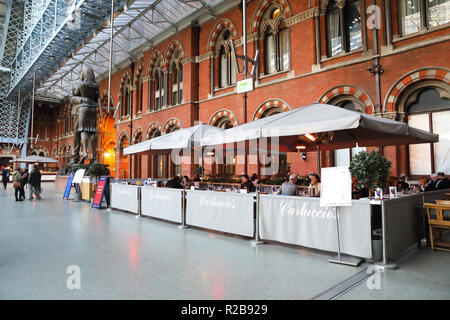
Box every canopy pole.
[30,72,35,149]
[242,0,248,174]
[107,0,115,114]
[317,143,321,174]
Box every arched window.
[168,49,183,106]
[326,0,362,57]
[137,74,143,113]
[399,0,450,36]
[261,6,290,75]
[407,86,450,175]
[150,58,164,111]
[215,29,237,88]
[121,77,131,117]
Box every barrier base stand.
[329,255,362,267]
[374,261,399,271]
[249,239,264,246]
[73,192,82,202]
[178,225,190,230]
[135,215,141,219]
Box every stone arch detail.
[163,118,184,133]
[207,18,239,52]
[208,109,239,127]
[251,0,292,33]
[163,40,185,69]
[384,67,450,113]
[146,50,164,76]
[146,122,163,138]
[318,85,375,113]
[252,99,292,120]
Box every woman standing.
[12,168,22,201]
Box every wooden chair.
[436,200,450,205]
[424,203,450,252]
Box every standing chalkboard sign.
[92,176,108,209]
[63,173,74,200]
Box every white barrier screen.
[141,187,183,223]
[259,195,372,258]
[186,190,254,237]
[110,184,139,214]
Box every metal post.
[242,0,248,173]
[136,186,142,219]
[317,143,321,174]
[250,192,264,246]
[329,207,362,266]
[30,71,35,149]
[107,0,114,114]
[178,188,189,229]
[375,201,399,270]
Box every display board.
[320,166,352,207]
[259,195,372,259]
[92,177,107,209]
[186,190,254,237]
[72,169,86,184]
[63,173,74,200]
[141,187,183,223]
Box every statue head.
[81,66,96,83]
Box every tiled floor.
[0,183,448,300]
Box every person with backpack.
[20,168,29,201]
[12,167,23,201]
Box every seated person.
[276,174,299,196]
[435,172,450,190]
[308,173,321,197]
[418,177,429,192]
[165,175,183,189]
[182,176,190,189]
[240,174,256,192]
[388,176,398,187]
[424,173,438,192]
[397,174,410,192]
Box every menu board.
[92,177,107,209]
[320,166,352,207]
[72,169,86,184]
[63,173,74,200]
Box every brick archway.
[132,128,143,144]
[163,118,183,133]
[209,109,239,127]
[146,122,163,139]
[119,71,132,93]
[251,0,292,33]
[133,64,144,85]
[318,85,374,113]
[384,67,450,113]
[164,40,185,69]
[252,99,292,120]
[146,50,164,76]
[207,18,239,52]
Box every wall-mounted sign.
[237,78,253,93]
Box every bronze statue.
[70,66,99,164]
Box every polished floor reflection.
[0,184,448,300]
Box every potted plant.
[349,150,391,199]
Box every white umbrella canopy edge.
[12,155,58,163]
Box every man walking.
[28,165,42,200]
[1,166,9,190]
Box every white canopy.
[12,155,58,163]
[124,124,225,155]
[202,103,438,151]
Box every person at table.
[250,173,259,188]
[418,177,429,192]
[424,173,439,191]
[165,175,183,189]
[276,174,299,196]
[308,173,321,197]
[388,176,398,188]
[435,172,450,190]
[240,174,256,192]
[182,175,190,189]
[397,174,410,192]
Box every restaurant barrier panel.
[110,184,140,214]
[185,190,255,237]
[258,195,373,259]
[141,187,183,223]
[423,188,450,204]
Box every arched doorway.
[118,134,129,179]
